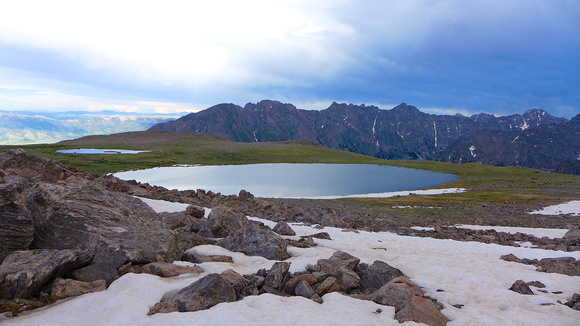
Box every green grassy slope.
[3,130,579,218]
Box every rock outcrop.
[0,149,213,314]
[217,227,289,261]
[0,249,92,300]
[149,250,449,325]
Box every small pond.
[114,163,459,198]
[56,148,150,154]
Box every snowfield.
[3,200,579,326]
[529,201,580,217]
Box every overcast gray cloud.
[0,0,578,117]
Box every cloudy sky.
[0,0,578,118]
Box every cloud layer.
[0,0,578,117]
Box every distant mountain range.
[150,100,578,171]
[0,111,184,145]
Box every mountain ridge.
[150,100,572,169]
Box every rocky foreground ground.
[1,149,579,324]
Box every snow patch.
[286,188,466,200]
[136,196,191,213]
[469,145,476,158]
[529,201,580,217]
[4,216,580,326]
[433,121,438,148]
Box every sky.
[0,0,578,118]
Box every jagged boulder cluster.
[149,250,449,326]
[0,149,296,316]
[406,226,580,252]
[500,254,580,277]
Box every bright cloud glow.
[0,0,578,117]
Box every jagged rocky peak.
[521,108,568,128]
[243,99,298,111]
[470,112,496,122]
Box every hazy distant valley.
[0,110,184,145]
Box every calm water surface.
[114,164,458,198]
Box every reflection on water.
[114,163,459,198]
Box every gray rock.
[359,260,405,295]
[329,250,360,270]
[70,263,120,286]
[0,184,34,263]
[185,205,205,218]
[238,190,254,201]
[317,276,340,296]
[159,211,200,230]
[283,273,318,295]
[537,257,580,276]
[50,278,106,299]
[217,228,289,260]
[367,280,415,311]
[198,205,250,238]
[0,249,92,299]
[316,259,360,292]
[156,273,236,313]
[295,280,315,299]
[273,221,296,236]
[264,262,291,291]
[25,182,191,264]
[220,269,251,299]
[395,296,450,326]
[509,280,534,295]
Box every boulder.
[238,190,254,201]
[295,280,315,299]
[283,273,318,295]
[263,262,291,291]
[70,263,120,286]
[198,205,250,238]
[0,149,69,183]
[220,269,250,299]
[149,273,236,314]
[329,250,360,270]
[0,184,34,263]
[141,262,204,277]
[537,257,580,276]
[217,228,289,260]
[509,280,534,295]
[0,249,92,299]
[359,260,405,295]
[317,276,340,296]
[315,259,360,292]
[25,182,190,264]
[564,293,580,311]
[273,221,296,236]
[50,278,107,299]
[185,205,205,218]
[367,278,415,311]
[396,296,450,326]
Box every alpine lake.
[114,163,458,198]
